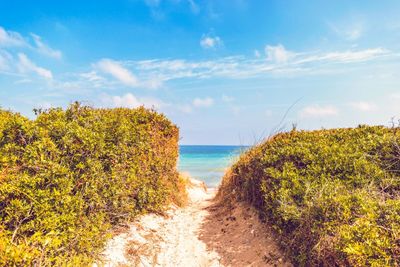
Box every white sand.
[97,178,290,267]
[98,179,222,267]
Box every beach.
[99,177,290,267]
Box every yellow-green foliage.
[0,103,181,266]
[219,126,400,266]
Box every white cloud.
[329,21,365,41]
[349,101,377,112]
[300,105,338,118]
[0,26,26,47]
[80,71,103,82]
[200,35,222,49]
[78,71,106,88]
[265,44,293,64]
[31,34,62,59]
[222,94,234,102]
[100,47,392,85]
[96,59,138,87]
[188,0,200,14]
[0,27,62,60]
[0,50,12,71]
[346,28,362,41]
[17,53,53,79]
[178,104,193,113]
[391,93,400,99]
[112,94,139,108]
[254,49,261,58]
[14,78,32,84]
[296,47,390,63]
[102,93,164,109]
[193,97,214,107]
[86,61,163,89]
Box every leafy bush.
[219,126,400,266]
[0,103,183,266]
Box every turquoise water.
[178,145,247,187]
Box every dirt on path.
[98,179,291,267]
[199,201,291,267]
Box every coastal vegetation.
[0,103,185,266]
[219,125,400,266]
[1,102,399,266]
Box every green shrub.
[219,126,400,266]
[0,103,181,266]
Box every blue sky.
[1,0,400,144]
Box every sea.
[178,145,248,188]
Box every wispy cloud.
[0,26,26,47]
[1,26,394,97]
[349,101,377,112]
[329,20,365,41]
[296,48,388,64]
[101,93,164,109]
[188,0,200,14]
[265,44,294,64]
[80,71,104,82]
[79,71,106,88]
[96,59,138,87]
[94,58,164,89]
[17,53,53,79]
[0,26,61,80]
[200,35,222,49]
[0,26,62,60]
[193,97,214,107]
[391,93,400,99]
[123,46,391,84]
[300,105,338,118]
[15,44,392,95]
[0,50,12,71]
[31,34,62,59]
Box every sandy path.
[98,179,290,267]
